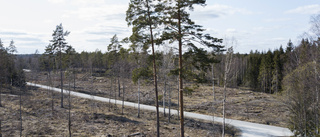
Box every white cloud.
[70,0,105,6]
[285,4,320,14]
[226,28,237,33]
[43,19,54,24]
[194,4,253,17]
[63,4,127,21]
[270,37,286,42]
[253,26,281,32]
[47,0,65,4]
[264,18,292,22]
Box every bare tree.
[222,46,234,137]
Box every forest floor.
[24,70,290,134]
[0,85,239,136]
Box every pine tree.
[7,40,17,54]
[160,1,223,135]
[126,1,162,136]
[47,23,72,108]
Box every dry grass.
[26,70,290,134]
[0,85,238,136]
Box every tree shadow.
[105,114,140,124]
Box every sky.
[0,0,319,54]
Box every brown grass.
[0,85,238,136]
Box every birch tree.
[222,46,233,137]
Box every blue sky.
[0,0,319,54]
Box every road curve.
[27,82,294,137]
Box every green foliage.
[158,95,163,101]
[44,24,74,71]
[132,67,153,84]
[0,38,26,87]
[11,69,26,88]
[183,47,218,83]
[284,62,320,136]
[108,34,122,52]
[48,23,72,55]
[183,86,194,96]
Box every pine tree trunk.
[73,67,76,91]
[51,58,55,115]
[91,70,95,116]
[60,50,64,108]
[163,81,166,117]
[68,77,72,137]
[177,77,179,119]
[212,65,215,101]
[0,120,2,137]
[109,77,112,110]
[138,78,140,118]
[118,74,120,97]
[177,2,184,136]
[316,83,319,135]
[212,64,215,125]
[168,83,171,123]
[122,79,125,115]
[222,73,226,137]
[146,0,160,136]
[114,77,117,108]
[51,72,54,116]
[0,84,2,107]
[20,88,22,137]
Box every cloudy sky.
[0,0,319,54]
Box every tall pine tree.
[160,1,223,136]
[126,1,162,136]
[47,23,72,108]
